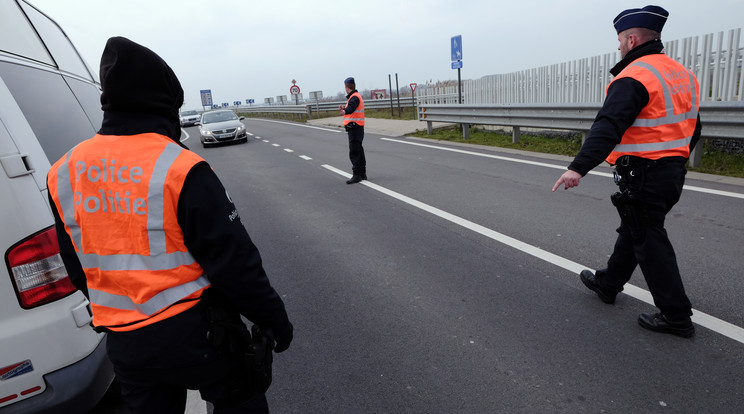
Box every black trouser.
[598,156,692,320]
[346,125,366,175]
[106,302,268,414]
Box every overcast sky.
[29,0,744,109]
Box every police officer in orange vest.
[552,6,701,338]
[47,37,293,413]
[338,77,367,184]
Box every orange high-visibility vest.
[48,133,210,331]
[343,91,365,126]
[605,54,699,165]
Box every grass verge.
[408,125,744,178]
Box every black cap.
[613,5,668,34]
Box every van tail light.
[7,226,76,308]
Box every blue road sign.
[200,89,213,106]
[222,103,228,108]
[452,60,463,69]
[451,35,462,61]
[248,99,254,104]
[234,101,242,106]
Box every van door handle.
[0,153,35,178]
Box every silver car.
[198,110,248,147]
[179,109,200,127]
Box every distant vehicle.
[199,110,248,147]
[179,109,200,127]
[0,0,114,413]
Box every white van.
[0,1,114,412]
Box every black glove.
[273,322,293,353]
[205,306,251,354]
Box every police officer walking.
[338,77,367,184]
[552,6,701,338]
[47,37,293,413]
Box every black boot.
[579,270,617,304]
[346,175,362,184]
[638,313,695,338]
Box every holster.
[204,304,275,396]
[610,190,646,228]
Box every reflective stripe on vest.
[50,134,209,327]
[89,275,209,316]
[343,91,365,126]
[605,54,699,164]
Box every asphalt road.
[89,118,744,413]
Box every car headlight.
[237,125,245,132]
[202,130,213,136]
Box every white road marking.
[249,118,343,133]
[381,138,744,199]
[300,155,312,160]
[322,163,744,345]
[284,148,294,153]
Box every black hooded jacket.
[567,39,702,176]
[50,37,292,357]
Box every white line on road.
[299,155,312,160]
[322,163,744,345]
[381,138,744,199]
[249,118,343,133]
[284,148,294,153]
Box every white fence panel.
[417,29,743,105]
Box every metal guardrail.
[417,102,744,137]
[417,102,744,167]
[236,97,417,119]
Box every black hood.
[98,37,184,143]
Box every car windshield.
[181,110,198,116]
[202,111,237,124]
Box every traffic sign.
[452,60,463,69]
[200,89,213,106]
[410,83,417,92]
[222,102,228,108]
[234,101,241,106]
[451,35,462,61]
[290,85,301,95]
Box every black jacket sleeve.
[177,162,293,348]
[567,78,648,176]
[344,96,360,114]
[690,114,702,152]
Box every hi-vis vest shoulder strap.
[48,133,210,331]
[343,91,365,126]
[605,54,699,165]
